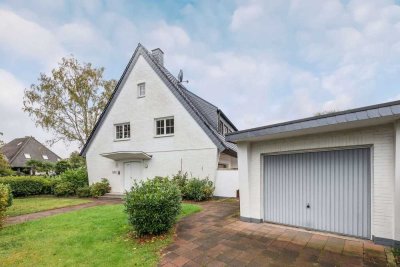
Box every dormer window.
[138,83,145,98]
[115,123,131,140]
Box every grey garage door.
[263,148,371,239]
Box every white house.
[226,101,400,247]
[81,44,238,196]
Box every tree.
[0,132,13,176]
[68,151,86,169]
[26,160,54,175]
[23,56,116,148]
[55,160,71,175]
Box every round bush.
[183,178,214,201]
[54,182,75,197]
[125,177,181,237]
[90,178,111,198]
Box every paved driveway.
[160,200,392,267]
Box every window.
[42,155,49,160]
[155,117,174,136]
[24,153,31,159]
[115,123,130,140]
[218,119,232,136]
[224,125,229,135]
[218,121,224,134]
[138,83,145,97]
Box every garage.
[263,148,371,238]
[226,100,400,247]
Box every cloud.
[0,8,65,65]
[230,3,263,31]
[145,21,191,52]
[57,21,112,56]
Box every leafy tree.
[55,160,71,175]
[26,160,54,175]
[69,151,86,169]
[0,132,13,176]
[0,155,13,177]
[23,56,116,148]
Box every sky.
[1,0,400,158]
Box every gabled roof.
[226,99,400,142]
[81,43,237,156]
[1,136,61,167]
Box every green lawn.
[0,203,201,267]
[5,196,93,217]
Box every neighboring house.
[226,100,400,247]
[81,44,238,196]
[1,136,61,173]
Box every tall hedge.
[0,176,51,196]
[125,177,181,237]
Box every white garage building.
[226,100,400,247]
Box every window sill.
[114,138,131,142]
[154,134,174,138]
[137,95,145,98]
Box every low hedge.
[125,177,181,236]
[0,176,52,197]
[183,178,214,201]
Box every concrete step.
[99,193,125,200]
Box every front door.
[123,162,143,191]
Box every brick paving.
[160,200,392,267]
[5,199,122,225]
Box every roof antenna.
[177,69,189,84]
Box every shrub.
[76,186,91,198]
[0,176,50,197]
[54,182,75,197]
[55,160,71,175]
[90,178,111,198]
[183,178,214,201]
[171,171,188,196]
[0,184,13,228]
[125,177,181,237]
[59,168,88,190]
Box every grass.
[0,203,201,267]
[5,196,92,217]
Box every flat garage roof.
[226,100,400,143]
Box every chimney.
[151,48,164,66]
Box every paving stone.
[158,200,388,267]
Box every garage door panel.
[264,148,371,239]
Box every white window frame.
[154,117,174,137]
[42,154,49,160]
[24,153,31,159]
[114,122,131,141]
[137,83,145,98]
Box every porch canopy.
[100,151,152,161]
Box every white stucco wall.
[238,123,396,241]
[214,169,239,197]
[86,55,218,193]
